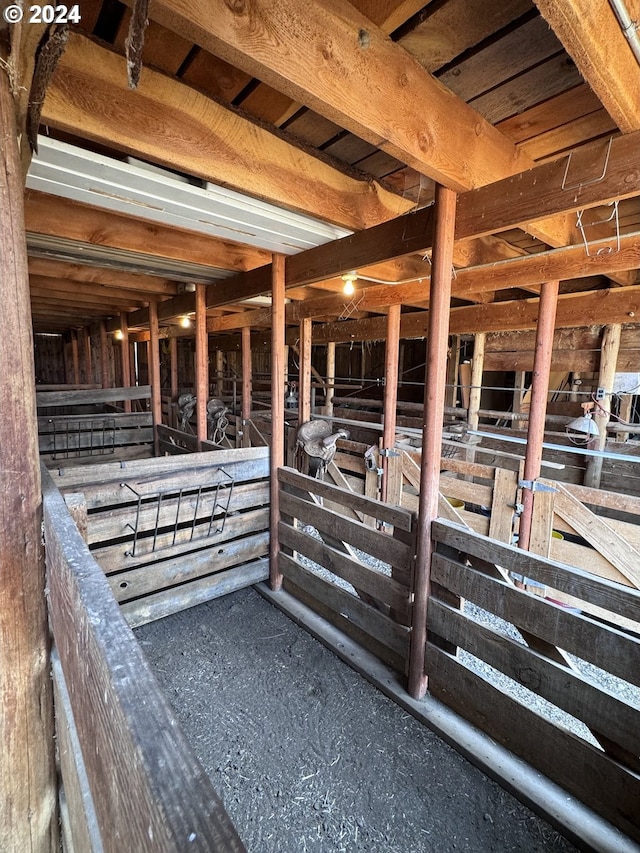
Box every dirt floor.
[135,587,580,853]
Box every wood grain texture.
[44,33,409,230]
[0,69,58,853]
[43,466,245,851]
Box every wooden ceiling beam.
[148,0,531,193]
[24,191,272,273]
[28,259,178,296]
[43,33,411,231]
[309,284,640,342]
[534,0,640,133]
[29,276,151,306]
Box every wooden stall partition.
[37,386,154,466]
[428,519,640,844]
[42,465,245,852]
[277,466,416,675]
[54,447,270,627]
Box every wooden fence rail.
[42,464,245,852]
[429,519,640,844]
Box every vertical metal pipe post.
[382,303,401,501]
[195,284,208,448]
[517,280,559,551]
[120,312,132,413]
[270,254,286,590]
[408,185,457,700]
[148,301,162,456]
[241,325,252,446]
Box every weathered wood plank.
[95,507,270,574]
[279,554,408,660]
[488,467,518,543]
[52,446,268,490]
[426,645,640,843]
[279,521,410,617]
[121,559,269,628]
[429,599,640,758]
[39,426,154,454]
[39,412,152,431]
[432,520,640,621]
[52,653,102,853]
[279,490,412,569]
[278,465,414,530]
[431,553,640,687]
[43,466,245,851]
[87,481,269,546]
[36,385,151,408]
[111,531,269,601]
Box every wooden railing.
[277,466,416,674]
[37,386,153,466]
[429,519,640,844]
[53,447,270,627]
[42,464,245,852]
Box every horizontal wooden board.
[87,481,269,546]
[431,553,640,688]
[426,645,640,843]
[42,466,244,850]
[279,490,412,569]
[37,385,151,408]
[279,521,410,618]
[121,559,269,628]
[53,446,269,490]
[111,531,269,601]
[43,445,153,469]
[39,412,152,431]
[279,554,408,661]
[432,520,640,621]
[39,426,154,454]
[428,599,640,758]
[95,507,270,574]
[278,466,414,530]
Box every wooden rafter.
[534,0,640,133]
[43,33,411,231]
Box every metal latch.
[379,448,400,458]
[518,479,557,493]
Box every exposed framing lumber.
[44,33,410,230]
[0,66,58,852]
[409,184,457,699]
[534,0,640,133]
[148,0,533,191]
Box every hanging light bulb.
[114,329,124,340]
[180,315,192,328]
[342,271,358,296]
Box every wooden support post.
[409,185,457,700]
[71,330,80,385]
[465,332,485,472]
[270,254,286,590]
[99,320,110,388]
[617,394,633,443]
[215,348,224,398]
[299,316,312,425]
[80,326,91,384]
[513,370,527,414]
[517,280,559,551]
[195,283,209,448]
[241,325,252,447]
[170,336,178,401]
[325,341,335,417]
[382,304,401,502]
[148,301,162,456]
[584,324,622,487]
[120,312,132,413]
[0,67,58,852]
[444,334,460,411]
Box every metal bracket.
[518,479,557,493]
[561,136,613,191]
[576,200,620,257]
[379,448,400,457]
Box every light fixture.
[566,403,599,443]
[179,316,192,328]
[342,271,358,296]
[114,329,124,340]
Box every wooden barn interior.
[2,0,640,850]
